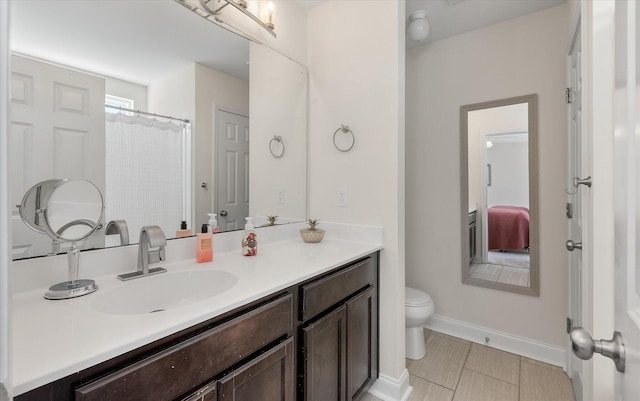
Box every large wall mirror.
[460,94,539,296]
[9,0,307,260]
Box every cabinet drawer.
[75,294,293,401]
[301,257,375,321]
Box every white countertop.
[11,223,382,396]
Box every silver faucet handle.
[148,249,165,264]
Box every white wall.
[148,64,250,231]
[307,0,407,391]
[486,140,529,208]
[406,4,569,347]
[249,43,307,220]
[467,102,528,208]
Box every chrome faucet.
[106,219,130,245]
[117,225,167,281]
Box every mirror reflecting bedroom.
[461,94,539,296]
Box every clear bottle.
[207,213,220,233]
[242,217,257,256]
[196,224,213,263]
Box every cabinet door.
[179,381,217,401]
[217,337,294,401]
[303,306,347,401]
[347,287,377,401]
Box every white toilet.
[405,287,434,360]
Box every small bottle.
[242,217,257,256]
[196,224,213,263]
[208,213,220,233]
[176,220,192,238]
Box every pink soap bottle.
[196,224,213,263]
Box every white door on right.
[613,1,640,398]
[215,109,250,232]
[566,15,585,401]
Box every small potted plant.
[262,215,278,227]
[300,219,325,243]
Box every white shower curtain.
[105,112,190,246]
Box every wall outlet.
[276,187,285,204]
[337,188,348,207]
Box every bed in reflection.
[487,206,529,251]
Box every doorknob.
[566,240,582,251]
[219,210,228,217]
[570,327,625,373]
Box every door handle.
[219,210,228,217]
[570,327,625,373]
[566,240,582,251]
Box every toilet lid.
[405,287,432,306]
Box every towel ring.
[333,125,355,152]
[269,135,285,158]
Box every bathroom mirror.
[9,0,308,259]
[460,94,539,296]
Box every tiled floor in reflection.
[469,251,531,287]
[362,329,575,401]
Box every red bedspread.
[487,206,530,251]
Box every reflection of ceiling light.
[486,141,494,148]
[408,11,430,41]
[176,0,277,40]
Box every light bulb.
[408,11,430,41]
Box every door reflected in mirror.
[460,94,539,296]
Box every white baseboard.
[425,314,567,370]
[368,369,412,401]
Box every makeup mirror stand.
[45,242,98,300]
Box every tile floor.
[362,329,575,401]
[469,251,531,286]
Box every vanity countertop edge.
[11,231,383,396]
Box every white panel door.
[10,55,105,257]
[613,1,640,399]
[215,110,249,232]
[566,16,585,401]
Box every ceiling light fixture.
[175,0,277,41]
[408,11,430,42]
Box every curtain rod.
[105,105,190,124]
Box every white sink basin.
[92,270,238,315]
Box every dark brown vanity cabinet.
[300,256,379,401]
[74,295,294,401]
[16,252,378,401]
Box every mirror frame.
[460,94,539,296]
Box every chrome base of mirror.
[44,279,98,300]
[117,267,167,281]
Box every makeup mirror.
[18,179,105,299]
[460,94,539,296]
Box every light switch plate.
[337,188,347,207]
[276,187,285,204]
